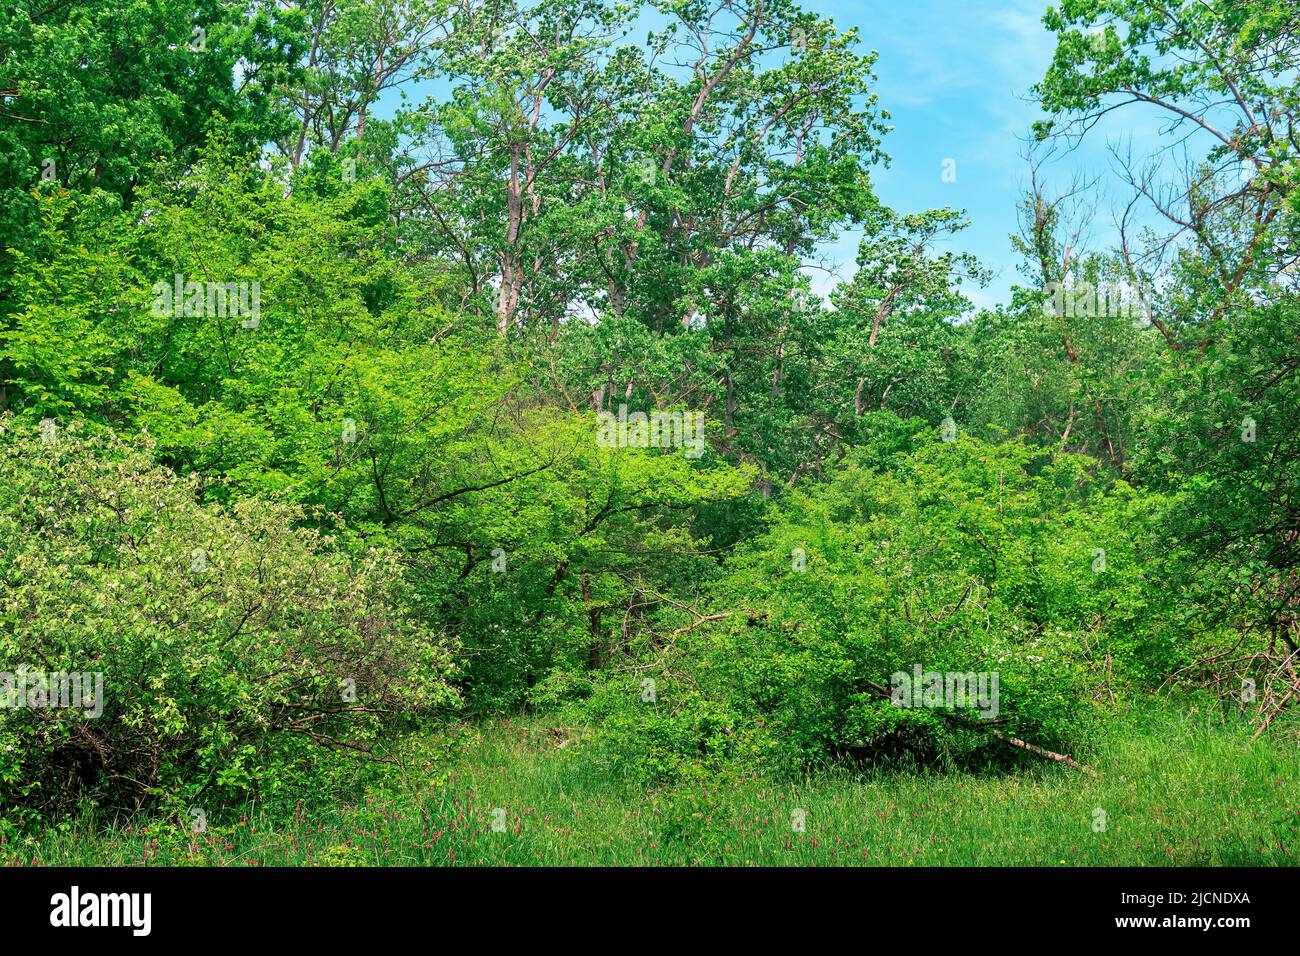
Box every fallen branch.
[984,728,1095,774]
[1252,681,1298,741]
[862,680,1096,775]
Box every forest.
[0,0,1297,868]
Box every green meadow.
[15,708,1296,867]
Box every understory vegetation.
[13,711,1298,866]
[0,0,1297,865]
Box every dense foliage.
[1,0,1296,823]
[0,419,458,821]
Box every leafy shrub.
[0,417,459,819]
[575,677,774,785]
[313,843,371,867]
[590,434,1183,778]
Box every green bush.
[0,417,460,819]
[576,676,773,785]
[587,434,1186,778]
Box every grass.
[8,708,1298,866]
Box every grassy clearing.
[10,709,1298,867]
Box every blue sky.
[808,0,1087,308]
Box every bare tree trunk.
[496,144,524,334]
